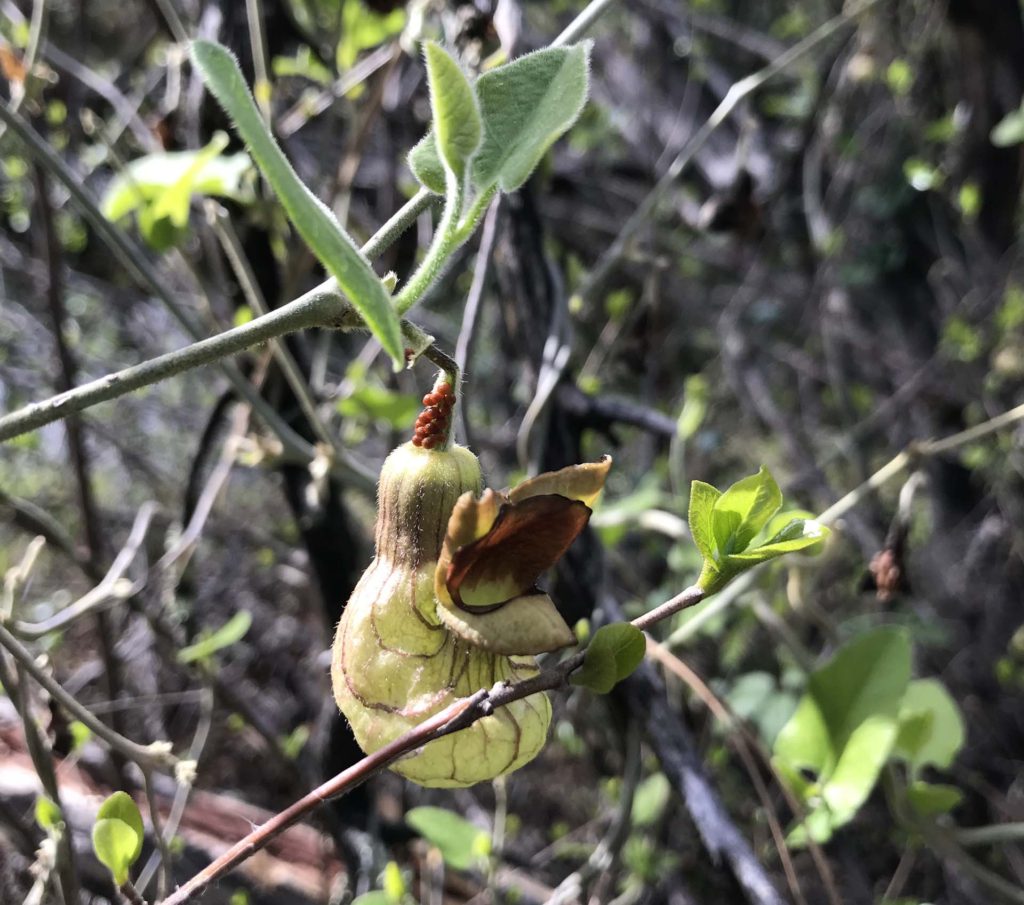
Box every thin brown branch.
[158,585,707,905]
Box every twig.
[455,197,500,446]
[957,823,1024,847]
[205,201,342,457]
[574,0,885,304]
[552,0,619,47]
[647,641,831,905]
[157,585,707,905]
[11,503,156,640]
[1,654,83,905]
[35,158,133,786]
[119,879,150,905]
[0,101,314,459]
[0,619,178,772]
[544,721,642,905]
[142,770,173,900]
[0,102,431,448]
[666,397,1024,650]
[136,687,214,895]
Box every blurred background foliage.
[1,0,1023,903]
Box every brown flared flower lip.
[432,457,612,655]
[446,493,592,612]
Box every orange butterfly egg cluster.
[412,383,455,449]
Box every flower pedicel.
[332,376,610,787]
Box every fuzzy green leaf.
[474,43,590,191]
[190,40,404,367]
[423,43,481,183]
[571,622,646,694]
[409,44,590,194]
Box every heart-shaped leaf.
[409,43,591,194]
[571,623,646,694]
[92,792,145,885]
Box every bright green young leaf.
[676,374,708,441]
[409,44,591,194]
[338,0,406,71]
[96,791,145,860]
[102,137,253,250]
[473,43,590,191]
[423,43,481,183]
[190,40,405,367]
[773,627,912,845]
[631,773,671,827]
[906,781,963,817]
[893,679,965,775]
[405,806,489,871]
[102,144,253,222]
[571,622,646,694]
[92,792,145,885]
[382,860,405,902]
[151,133,231,228]
[991,103,1024,148]
[687,480,720,563]
[711,466,782,555]
[337,384,421,428]
[92,819,140,885]
[177,611,252,664]
[35,795,62,831]
[726,518,829,563]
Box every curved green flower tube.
[332,381,610,787]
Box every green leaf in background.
[773,627,912,845]
[423,43,481,184]
[473,43,590,191]
[190,40,405,368]
[631,773,671,827]
[337,384,421,428]
[177,610,252,664]
[337,0,405,72]
[571,622,646,694]
[405,806,489,871]
[351,893,396,905]
[906,780,963,817]
[92,792,145,885]
[711,466,782,555]
[382,860,406,902]
[991,102,1024,148]
[102,136,253,251]
[35,795,62,832]
[893,678,965,775]
[676,374,708,441]
[723,671,798,747]
[409,44,591,195]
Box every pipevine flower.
[331,377,611,787]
